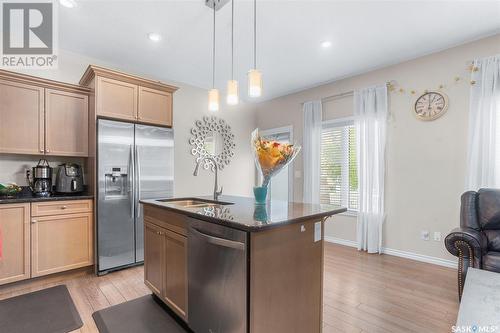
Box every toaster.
[55,163,84,193]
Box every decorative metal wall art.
[189,116,236,171]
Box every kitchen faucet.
[193,156,223,201]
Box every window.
[320,120,358,211]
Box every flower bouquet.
[251,129,301,203]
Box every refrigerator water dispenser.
[104,167,128,199]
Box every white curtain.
[466,54,500,190]
[354,85,388,253]
[303,100,322,204]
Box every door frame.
[258,125,294,202]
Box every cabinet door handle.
[31,219,37,224]
[39,148,44,153]
[61,205,67,210]
[45,148,50,153]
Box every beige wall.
[3,49,256,197]
[0,155,86,187]
[255,34,500,261]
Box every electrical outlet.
[421,230,430,241]
[433,232,442,242]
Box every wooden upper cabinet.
[80,65,178,127]
[0,70,90,157]
[138,86,172,126]
[0,79,44,155]
[96,77,138,121]
[45,89,89,156]
[0,203,30,286]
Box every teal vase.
[253,186,268,204]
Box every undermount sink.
[157,198,233,208]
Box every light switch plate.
[314,222,321,242]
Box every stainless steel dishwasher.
[188,219,247,333]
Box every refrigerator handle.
[129,144,135,219]
[135,145,141,218]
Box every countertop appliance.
[26,159,53,197]
[188,219,247,333]
[97,119,174,274]
[55,163,84,193]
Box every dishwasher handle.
[190,227,245,251]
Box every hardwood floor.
[322,243,459,333]
[0,243,459,333]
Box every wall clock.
[413,91,449,121]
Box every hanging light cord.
[231,0,234,80]
[253,0,256,70]
[212,4,216,88]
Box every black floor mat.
[92,294,188,333]
[0,284,83,333]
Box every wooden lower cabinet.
[163,229,188,320]
[0,200,94,286]
[31,212,93,277]
[144,222,164,295]
[144,221,188,321]
[0,203,30,285]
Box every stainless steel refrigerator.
[97,119,174,274]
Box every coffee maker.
[26,159,53,197]
[55,163,84,194]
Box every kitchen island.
[140,195,346,333]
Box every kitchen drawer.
[31,199,93,217]
[143,205,187,236]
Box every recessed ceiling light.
[147,33,162,42]
[321,41,332,48]
[59,0,77,8]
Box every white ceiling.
[59,0,500,101]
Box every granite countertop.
[0,187,93,204]
[140,195,346,232]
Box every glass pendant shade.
[226,80,239,105]
[208,88,220,112]
[248,69,262,98]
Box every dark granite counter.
[0,187,93,204]
[140,195,346,232]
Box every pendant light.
[248,0,262,98]
[208,4,220,112]
[226,0,239,105]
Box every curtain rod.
[300,80,395,105]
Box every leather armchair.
[445,189,500,299]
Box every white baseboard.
[324,236,358,248]
[324,236,457,269]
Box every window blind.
[320,122,358,210]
